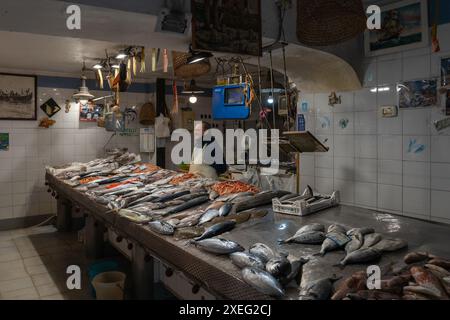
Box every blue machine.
[212,83,251,120]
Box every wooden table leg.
[132,244,154,300]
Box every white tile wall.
[303,22,450,224]
[0,86,154,221]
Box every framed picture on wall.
[441,56,450,89]
[364,0,428,57]
[0,73,37,120]
[191,0,262,56]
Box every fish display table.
[46,171,450,300]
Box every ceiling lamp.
[93,64,103,70]
[187,45,213,64]
[116,51,127,60]
[189,95,198,104]
[182,79,205,94]
[73,75,94,105]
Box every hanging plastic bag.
[155,113,170,138]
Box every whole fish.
[249,209,269,219]
[299,277,337,300]
[279,193,298,201]
[242,267,285,298]
[297,223,325,234]
[128,194,158,207]
[361,233,382,248]
[176,212,204,228]
[327,224,346,234]
[280,258,309,286]
[228,192,254,202]
[174,227,205,240]
[193,238,244,255]
[194,221,236,241]
[219,203,233,217]
[209,190,219,200]
[425,264,450,279]
[265,256,292,279]
[404,251,429,264]
[371,238,408,253]
[162,195,209,216]
[317,232,351,256]
[403,285,443,299]
[230,252,265,270]
[331,271,367,300]
[279,231,325,245]
[428,258,450,269]
[410,266,448,299]
[166,218,180,227]
[234,190,289,213]
[198,209,220,225]
[346,227,375,237]
[205,201,225,211]
[155,190,190,202]
[147,220,174,235]
[208,212,251,225]
[337,248,381,267]
[249,243,276,264]
[176,192,209,202]
[345,231,364,254]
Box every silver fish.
[338,247,381,267]
[327,224,347,234]
[345,231,364,254]
[147,220,174,235]
[317,232,351,256]
[346,227,375,236]
[194,221,236,241]
[219,203,233,217]
[361,233,382,248]
[297,223,325,234]
[209,190,219,201]
[371,238,408,253]
[193,238,244,255]
[249,243,276,264]
[198,209,220,225]
[299,277,337,300]
[230,252,265,270]
[266,256,291,279]
[279,231,325,245]
[242,267,285,297]
[177,212,204,228]
[166,219,180,227]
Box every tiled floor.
[0,225,93,300]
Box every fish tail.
[313,251,324,257]
[278,238,290,244]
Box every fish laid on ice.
[317,231,351,256]
[193,238,244,255]
[361,233,383,248]
[299,277,338,300]
[198,209,220,225]
[242,267,285,298]
[249,243,276,264]
[147,220,175,235]
[279,231,325,245]
[337,248,381,267]
[345,231,364,254]
[404,251,429,264]
[230,252,265,270]
[371,238,408,253]
[193,221,236,241]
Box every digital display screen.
[225,87,244,105]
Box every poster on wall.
[364,0,428,57]
[0,133,9,151]
[398,79,437,108]
[40,98,61,118]
[0,73,37,120]
[441,56,450,89]
[79,102,104,122]
[191,0,262,56]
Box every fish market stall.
[45,151,450,300]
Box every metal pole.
[269,51,276,129]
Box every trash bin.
[92,271,126,300]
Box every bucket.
[92,271,126,300]
[88,260,119,298]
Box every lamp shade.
[73,76,94,102]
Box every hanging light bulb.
[189,95,198,104]
[267,96,274,104]
[72,73,94,105]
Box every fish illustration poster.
[0,133,9,151]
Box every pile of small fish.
[279,223,408,268]
[332,252,450,300]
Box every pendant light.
[73,63,95,105]
[187,44,213,64]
